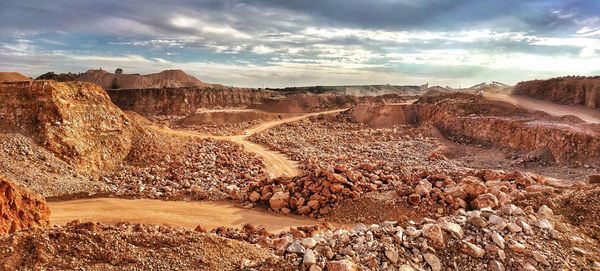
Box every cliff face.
[349,94,600,165]
[0,81,133,172]
[37,69,222,90]
[514,77,600,109]
[107,87,279,116]
[0,176,50,234]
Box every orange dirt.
[49,198,321,233]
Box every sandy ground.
[485,93,600,123]
[49,198,321,233]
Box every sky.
[1,0,600,88]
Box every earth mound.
[0,176,50,234]
[36,69,223,90]
[0,72,30,82]
[514,76,600,109]
[0,81,133,172]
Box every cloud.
[1,0,600,87]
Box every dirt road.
[215,108,348,177]
[141,108,348,177]
[49,198,320,233]
[50,109,348,232]
[485,93,600,124]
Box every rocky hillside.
[0,72,30,82]
[0,176,50,234]
[37,69,223,90]
[0,81,133,172]
[514,76,600,109]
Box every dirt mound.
[107,87,277,116]
[0,176,50,234]
[0,72,30,82]
[0,81,133,172]
[0,221,288,271]
[36,69,223,90]
[514,76,600,109]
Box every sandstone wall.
[0,176,50,234]
[514,77,600,109]
[0,81,132,172]
[107,87,278,116]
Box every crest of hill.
[0,72,30,81]
[36,69,224,90]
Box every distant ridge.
[0,72,31,82]
[36,69,223,90]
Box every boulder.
[269,192,290,210]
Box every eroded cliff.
[514,76,600,109]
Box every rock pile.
[0,176,50,234]
[249,115,462,176]
[0,221,291,271]
[402,170,549,211]
[242,166,391,217]
[103,137,268,200]
[214,201,599,270]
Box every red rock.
[269,192,290,210]
[461,176,486,197]
[422,224,446,249]
[326,260,357,271]
[471,193,499,209]
[0,176,50,234]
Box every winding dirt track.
[485,93,600,124]
[50,108,348,231]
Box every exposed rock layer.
[0,81,132,172]
[514,76,600,109]
[107,87,278,116]
[0,176,50,234]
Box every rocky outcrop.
[0,81,133,172]
[419,94,600,164]
[514,76,600,109]
[107,87,279,116]
[36,69,222,90]
[0,176,50,234]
